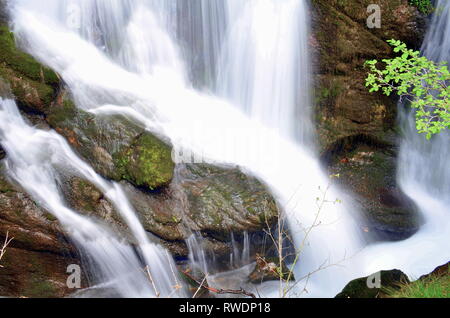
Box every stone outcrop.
[311,0,426,240]
[312,0,426,151]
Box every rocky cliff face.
[311,0,427,240]
[312,0,426,151]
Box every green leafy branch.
[409,0,434,14]
[365,39,450,139]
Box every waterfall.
[8,0,363,297]
[5,0,448,298]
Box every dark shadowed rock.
[327,139,421,240]
[310,1,426,241]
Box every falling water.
[4,0,448,298]
[218,0,314,144]
[0,96,184,297]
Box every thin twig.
[0,231,13,268]
[144,265,160,298]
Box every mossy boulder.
[47,93,175,190]
[336,269,410,298]
[114,133,175,190]
[119,163,279,261]
[0,25,59,114]
[178,164,278,240]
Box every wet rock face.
[178,164,278,240]
[327,137,421,240]
[0,0,8,26]
[335,269,410,298]
[311,0,426,241]
[121,163,279,259]
[0,169,79,297]
[55,163,279,261]
[47,94,175,191]
[311,0,426,152]
[0,145,5,160]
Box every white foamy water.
[2,0,448,298]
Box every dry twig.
[0,231,13,268]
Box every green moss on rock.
[0,26,58,85]
[0,25,59,113]
[114,133,175,190]
[336,269,410,298]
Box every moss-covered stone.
[114,133,175,190]
[0,26,58,85]
[47,93,175,190]
[0,25,59,113]
[336,269,410,298]
[179,164,278,241]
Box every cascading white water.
[4,0,448,298]
[0,96,184,298]
[217,0,314,144]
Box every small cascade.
[0,97,184,297]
